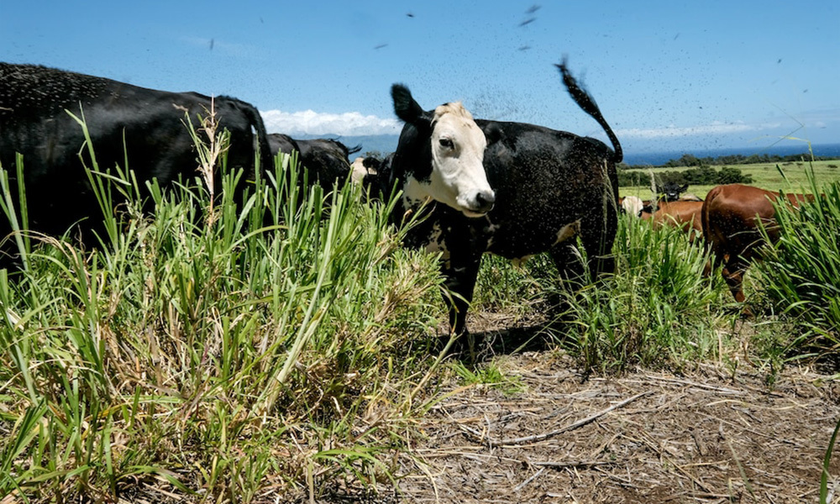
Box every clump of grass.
[473,254,555,313]
[0,108,446,502]
[547,216,731,373]
[181,98,230,223]
[821,415,840,504]
[449,360,525,396]
[0,154,31,270]
[756,171,840,357]
[469,213,733,373]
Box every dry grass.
[390,347,840,503]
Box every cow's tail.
[238,101,274,176]
[701,185,724,269]
[556,58,623,164]
[700,186,717,245]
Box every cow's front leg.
[430,220,486,358]
[413,212,486,355]
[440,248,483,338]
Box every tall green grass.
[0,114,445,501]
[543,216,730,373]
[473,253,555,313]
[4,108,833,502]
[756,173,840,352]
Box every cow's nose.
[475,190,496,213]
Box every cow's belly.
[484,219,580,260]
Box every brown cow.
[642,200,704,241]
[701,184,813,303]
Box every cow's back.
[297,139,358,190]
[477,120,618,260]
[652,200,704,236]
[0,63,270,263]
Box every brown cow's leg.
[721,257,748,304]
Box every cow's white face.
[349,157,369,184]
[622,196,644,218]
[423,103,495,217]
[391,84,495,217]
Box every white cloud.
[260,109,402,136]
[615,121,782,140]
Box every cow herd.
[0,61,818,339]
[0,63,365,265]
[620,183,814,307]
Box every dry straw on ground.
[391,350,840,503]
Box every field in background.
[619,158,840,199]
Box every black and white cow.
[388,61,622,337]
[0,62,272,269]
[351,153,395,198]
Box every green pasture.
[619,158,840,199]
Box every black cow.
[267,133,300,159]
[388,60,622,337]
[297,138,360,191]
[659,181,689,202]
[641,182,699,214]
[0,63,271,268]
[267,134,360,192]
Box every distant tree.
[656,171,686,185]
[664,153,700,168]
[619,166,752,187]
[618,170,651,187]
[682,166,717,184]
[718,166,753,184]
[626,150,835,170]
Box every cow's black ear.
[482,122,505,146]
[362,157,381,170]
[391,84,428,124]
[680,184,689,192]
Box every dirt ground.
[393,355,840,503]
[376,314,840,504]
[300,312,840,504]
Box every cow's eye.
[439,138,454,149]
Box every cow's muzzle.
[463,189,495,217]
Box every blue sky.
[2,0,838,154]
